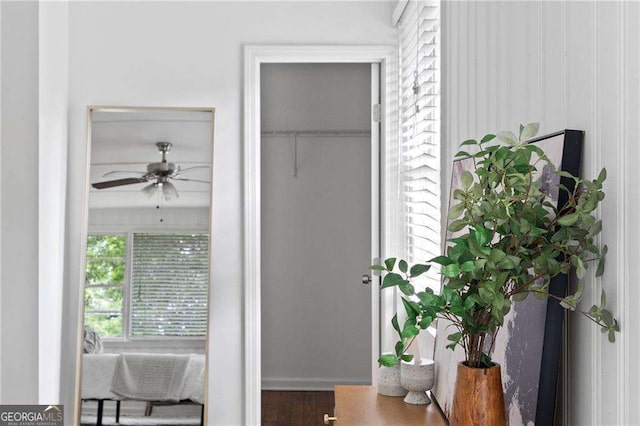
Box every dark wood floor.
[262,391,335,426]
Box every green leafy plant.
[375,123,619,368]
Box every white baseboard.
[262,376,370,391]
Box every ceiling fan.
[91,141,209,200]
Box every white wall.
[0,1,40,403]
[260,63,372,390]
[442,1,639,424]
[62,2,396,424]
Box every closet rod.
[261,129,371,137]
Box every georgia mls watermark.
[0,405,63,426]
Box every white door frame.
[243,45,396,425]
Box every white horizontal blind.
[398,0,441,291]
[130,233,209,337]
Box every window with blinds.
[130,233,209,337]
[398,0,441,291]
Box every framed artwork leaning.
[431,129,584,425]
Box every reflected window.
[84,233,209,339]
[85,235,126,338]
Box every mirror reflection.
[79,107,214,426]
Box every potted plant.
[373,124,618,425]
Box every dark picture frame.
[431,130,584,425]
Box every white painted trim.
[370,63,381,386]
[392,0,410,26]
[262,377,370,392]
[243,44,396,426]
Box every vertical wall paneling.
[622,3,639,422]
[442,2,638,423]
[615,1,629,424]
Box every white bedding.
[81,353,205,404]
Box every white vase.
[377,361,408,397]
[400,358,435,405]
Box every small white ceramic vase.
[400,358,435,405]
[377,356,408,397]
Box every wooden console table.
[325,385,447,425]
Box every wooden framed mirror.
[75,106,214,426]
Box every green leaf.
[512,292,528,302]
[402,298,420,318]
[489,248,507,263]
[381,273,404,289]
[600,290,607,309]
[558,213,580,226]
[461,171,473,190]
[449,202,466,220]
[520,122,540,141]
[474,225,491,246]
[460,261,475,273]
[370,265,386,271]
[442,263,460,278]
[379,354,399,367]
[420,316,434,329]
[410,263,431,277]
[608,329,616,343]
[400,354,414,362]
[448,219,468,233]
[384,257,397,270]
[463,296,475,309]
[560,296,577,311]
[596,245,607,277]
[498,256,520,270]
[399,260,408,273]
[447,332,463,343]
[399,282,415,296]
[597,168,607,184]
[395,341,404,357]
[460,139,478,146]
[497,131,518,146]
[478,287,494,304]
[430,255,454,266]
[589,220,603,236]
[481,134,496,144]
[402,323,420,339]
[575,256,586,279]
[391,314,401,335]
[455,150,472,158]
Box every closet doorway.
[260,63,379,396]
[244,45,395,424]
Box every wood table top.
[333,385,448,426]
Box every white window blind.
[130,233,209,337]
[398,0,441,291]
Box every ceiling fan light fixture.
[142,182,157,197]
[162,181,179,200]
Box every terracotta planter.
[451,362,506,426]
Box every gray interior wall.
[260,63,372,389]
[0,1,39,403]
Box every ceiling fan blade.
[102,171,146,178]
[92,177,148,189]
[173,178,211,184]
[179,165,210,173]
